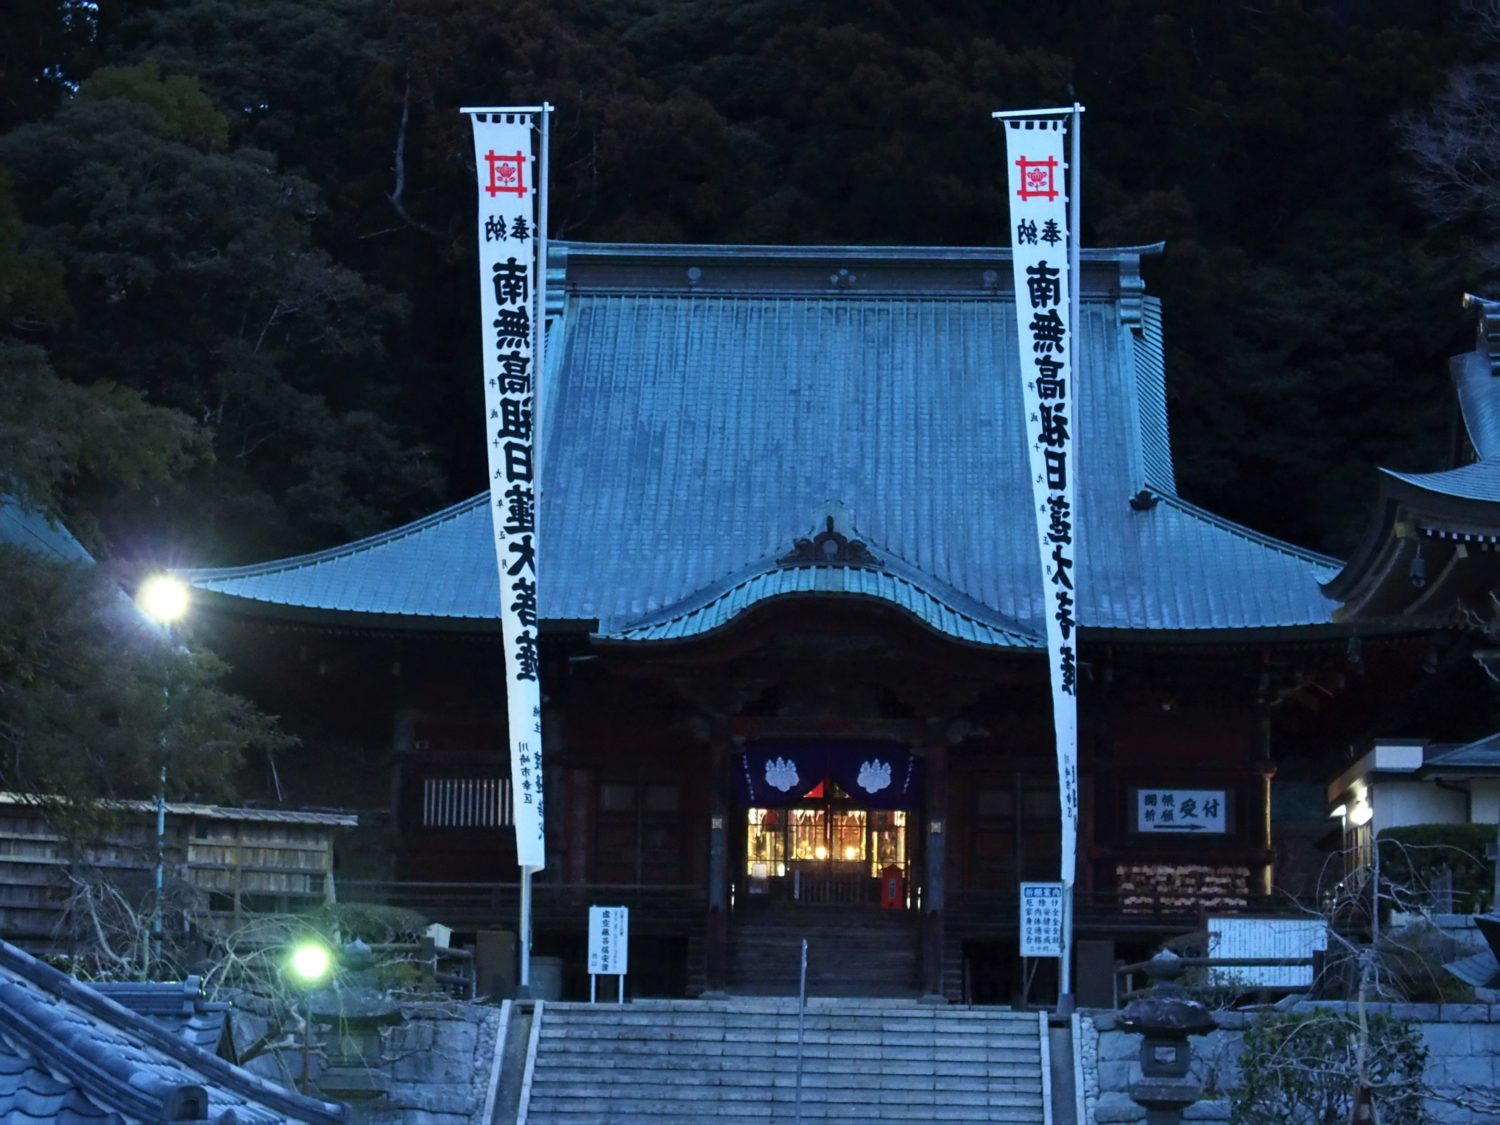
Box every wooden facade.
[199,594,1380,1005]
[0,795,353,952]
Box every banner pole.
[516,104,551,996]
[465,104,551,991]
[1058,100,1083,1016]
[520,870,532,988]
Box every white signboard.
[1135,788,1228,834]
[587,905,629,976]
[1208,916,1327,988]
[1020,882,1064,958]
[1003,117,1079,886]
[468,110,546,871]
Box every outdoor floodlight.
[138,574,190,625]
[288,940,334,987]
[1348,800,1374,828]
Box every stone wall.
[361,1002,503,1124]
[1080,1002,1500,1125]
[230,998,505,1124]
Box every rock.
[1094,1090,1146,1123]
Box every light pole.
[286,939,334,1094]
[136,573,190,976]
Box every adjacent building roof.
[0,793,358,828]
[187,242,1340,646]
[1326,293,1500,622]
[0,941,347,1123]
[0,497,92,564]
[92,978,234,1058]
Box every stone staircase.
[725,906,921,997]
[518,997,1050,1123]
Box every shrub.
[1230,1010,1428,1124]
[1377,826,1493,914]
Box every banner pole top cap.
[461,104,553,115]
[992,104,1085,120]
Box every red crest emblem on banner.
[484,150,528,198]
[1015,155,1059,202]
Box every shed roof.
[187,242,1339,644]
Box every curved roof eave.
[595,557,1043,650]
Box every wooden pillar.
[389,707,416,871]
[1253,710,1275,898]
[704,729,731,995]
[922,739,948,1001]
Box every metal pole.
[1057,100,1084,1017]
[152,622,172,977]
[301,998,312,1094]
[520,868,532,989]
[794,937,807,1125]
[515,104,550,996]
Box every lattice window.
[421,777,512,828]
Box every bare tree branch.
[385,75,445,238]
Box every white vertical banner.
[1002,114,1080,888]
[467,109,547,872]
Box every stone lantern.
[1116,951,1216,1125]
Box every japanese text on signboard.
[1135,788,1229,835]
[1020,882,1064,958]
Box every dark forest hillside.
[2,0,1494,564]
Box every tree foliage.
[0,545,293,834]
[1377,825,1495,914]
[1231,1011,1429,1125]
[1,0,1495,563]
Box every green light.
[288,941,332,985]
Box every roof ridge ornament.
[778,512,882,569]
[1463,293,1500,369]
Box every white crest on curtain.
[856,760,892,794]
[764,757,800,792]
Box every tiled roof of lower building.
[0,943,347,1123]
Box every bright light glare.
[138,574,190,624]
[288,941,332,984]
[1348,800,1373,828]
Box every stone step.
[540,1014,1044,1032]
[537,1056,1044,1074]
[538,1019,1043,1040]
[540,1056,1044,1074]
[526,1099,1044,1122]
[538,1030,1039,1052]
[537,1004,1040,1021]
[522,1001,1049,1125]
[531,1086,1044,1104]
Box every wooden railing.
[336,881,705,932]
[787,871,875,906]
[947,888,1323,931]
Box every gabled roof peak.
[551,239,1162,299]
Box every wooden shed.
[0,794,356,951]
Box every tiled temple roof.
[187,242,1339,644]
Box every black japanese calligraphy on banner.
[470,110,545,872]
[1005,117,1079,887]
